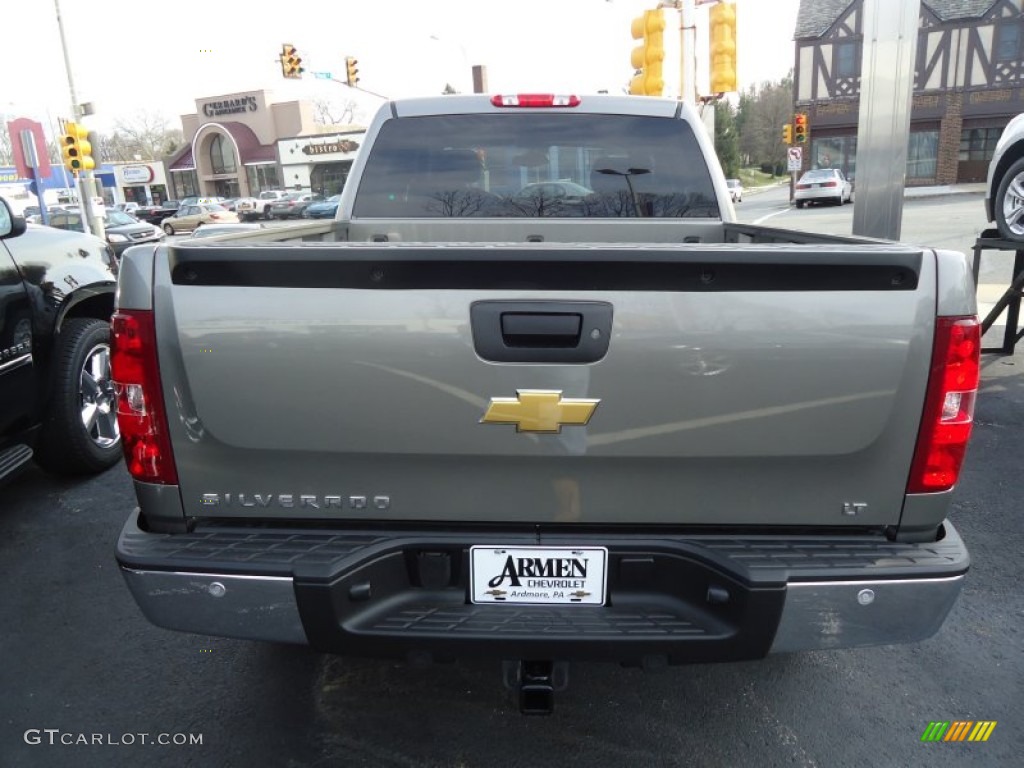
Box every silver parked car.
[794,168,853,208]
[268,193,323,219]
[985,112,1024,242]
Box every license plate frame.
[469,546,608,605]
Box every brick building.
[793,0,1023,184]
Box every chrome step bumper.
[118,511,968,659]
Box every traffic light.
[629,9,666,96]
[61,121,94,173]
[709,1,738,93]
[280,44,304,79]
[783,124,793,145]
[345,56,360,87]
[794,113,809,144]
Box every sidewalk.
[904,182,986,198]
[746,181,987,198]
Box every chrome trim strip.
[770,574,965,653]
[120,569,308,645]
[0,353,32,374]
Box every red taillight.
[796,183,810,190]
[111,310,178,484]
[823,180,838,187]
[907,316,980,493]
[491,94,581,108]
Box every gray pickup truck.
[113,94,979,714]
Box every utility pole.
[54,0,103,239]
[852,0,920,240]
[681,0,696,105]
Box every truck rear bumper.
[117,511,968,663]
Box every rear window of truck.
[352,113,720,219]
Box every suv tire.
[994,157,1024,243]
[35,318,122,475]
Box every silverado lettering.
[200,493,390,510]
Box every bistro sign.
[301,139,360,156]
[202,96,258,117]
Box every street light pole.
[596,167,651,216]
[53,0,103,238]
[429,34,473,94]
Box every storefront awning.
[168,148,195,172]
[219,122,277,165]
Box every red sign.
[7,118,52,180]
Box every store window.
[311,162,351,197]
[171,171,198,200]
[210,135,237,174]
[959,127,1003,163]
[812,135,857,180]
[246,164,281,193]
[907,129,938,180]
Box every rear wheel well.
[991,140,1024,216]
[58,292,115,330]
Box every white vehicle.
[793,168,853,208]
[725,178,743,203]
[985,111,1024,242]
[236,190,290,221]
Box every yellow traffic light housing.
[783,124,793,145]
[280,44,304,79]
[629,9,666,97]
[61,121,94,173]
[794,113,809,144]
[709,1,738,93]
[345,56,360,87]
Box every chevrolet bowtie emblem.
[481,390,600,434]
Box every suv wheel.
[994,157,1024,242]
[35,318,122,475]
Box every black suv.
[0,198,122,484]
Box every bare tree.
[312,97,360,128]
[736,75,794,175]
[0,128,12,165]
[97,110,183,162]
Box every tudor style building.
[793,0,1023,184]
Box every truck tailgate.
[156,242,933,527]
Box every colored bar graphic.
[944,721,972,741]
[921,720,996,742]
[921,722,949,741]
[968,722,997,742]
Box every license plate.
[470,546,607,605]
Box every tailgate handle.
[471,301,613,363]
[501,312,581,348]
